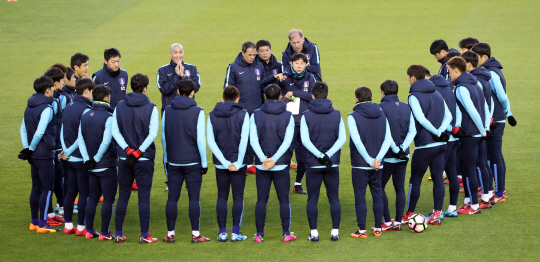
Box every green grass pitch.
[1,0,539,260]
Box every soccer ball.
[408,214,428,233]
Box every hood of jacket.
[429,75,450,88]
[212,101,244,118]
[27,93,52,108]
[483,57,503,70]
[260,99,286,115]
[470,67,491,82]
[352,102,382,119]
[410,79,436,94]
[171,95,197,110]
[234,52,255,67]
[381,94,400,103]
[123,92,150,107]
[308,99,334,114]
[454,72,478,87]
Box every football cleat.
[371,223,393,231]
[163,235,175,243]
[444,181,449,184]
[29,223,38,231]
[99,233,114,241]
[75,228,86,236]
[442,210,458,218]
[132,181,138,191]
[47,218,62,226]
[503,191,508,199]
[252,234,264,243]
[308,234,319,241]
[393,223,402,231]
[231,233,248,242]
[85,231,99,239]
[457,206,481,215]
[139,235,158,244]
[293,184,307,194]
[427,215,442,226]
[36,225,60,233]
[290,163,297,169]
[479,200,492,209]
[492,196,506,203]
[460,183,464,187]
[217,233,228,242]
[401,211,414,224]
[51,215,65,223]
[63,227,76,234]
[99,196,104,202]
[115,235,126,243]
[457,203,470,211]
[192,234,211,243]
[351,231,368,239]
[373,229,382,237]
[459,189,465,193]
[330,235,340,241]
[247,165,257,174]
[458,177,463,183]
[74,197,78,205]
[283,233,297,242]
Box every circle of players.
[19,29,517,244]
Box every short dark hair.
[447,57,467,73]
[355,86,372,102]
[430,39,449,55]
[265,84,281,100]
[312,82,328,99]
[44,67,64,83]
[130,73,149,93]
[459,37,479,50]
[256,39,271,51]
[471,42,491,58]
[66,67,75,80]
[104,48,121,61]
[461,51,479,68]
[70,53,89,69]
[51,63,68,74]
[223,86,240,101]
[242,41,256,52]
[407,65,426,80]
[92,85,112,102]
[444,50,461,63]
[380,80,398,95]
[291,53,308,63]
[75,78,95,95]
[177,78,195,96]
[34,76,54,94]
[425,68,432,77]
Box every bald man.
[282,29,322,81]
[157,43,201,113]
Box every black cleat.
[293,185,307,194]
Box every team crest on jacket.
[185,70,191,77]
[306,54,310,60]
[396,102,400,106]
[272,69,278,75]
[306,54,311,66]
[303,81,309,92]
[119,78,126,91]
[90,112,94,117]
[255,69,261,81]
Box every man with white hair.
[157,43,201,113]
[157,43,201,190]
[282,29,322,81]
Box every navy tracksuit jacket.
[281,37,322,81]
[224,53,265,114]
[157,60,201,112]
[257,55,282,89]
[92,64,128,108]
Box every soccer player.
[112,73,159,244]
[472,42,516,202]
[458,37,479,54]
[378,80,416,231]
[256,39,282,87]
[92,48,128,108]
[430,39,457,80]
[281,29,321,81]
[70,53,90,79]
[162,79,210,243]
[462,51,496,208]
[429,74,463,217]
[301,82,345,241]
[349,86,392,238]
[404,65,452,225]
[43,67,66,224]
[59,78,94,235]
[262,53,316,194]
[447,57,489,215]
[19,76,58,233]
[78,85,117,240]
[250,84,296,243]
[157,43,202,190]
[59,67,78,198]
[207,86,250,242]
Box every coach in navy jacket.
[256,40,282,87]
[157,43,201,113]
[224,42,265,114]
[92,48,128,108]
[282,29,321,81]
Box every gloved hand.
[490,118,500,130]
[507,115,517,126]
[85,159,97,170]
[432,133,450,142]
[483,130,493,141]
[397,148,409,160]
[201,167,208,175]
[18,148,33,160]
[316,154,333,168]
[126,148,143,165]
[451,127,466,138]
[125,146,136,155]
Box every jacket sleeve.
[325,118,346,158]
[94,117,113,162]
[112,109,128,150]
[306,44,322,81]
[207,117,231,167]
[489,72,512,117]
[376,120,393,161]
[197,110,207,168]
[224,64,235,88]
[157,67,180,96]
[271,116,295,162]
[29,107,54,150]
[261,74,278,88]
[77,122,89,162]
[401,113,417,150]
[347,115,375,166]
[249,114,267,162]
[161,111,167,163]
[190,66,201,93]
[232,113,250,169]
[138,106,159,152]
[300,115,323,158]
[20,119,28,149]
[456,86,487,136]
[409,95,440,136]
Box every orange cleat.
[36,225,60,233]
[99,196,104,202]
[74,197,78,205]
[29,223,38,231]
[163,235,175,243]
[351,231,368,239]
[191,234,211,243]
[479,200,492,209]
[373,229,382,237]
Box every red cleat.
[247,166,257,174]
[85,231,99,239]
[99,233,114,241]
[459,189,465,193]
[132,181,138,190]
[457,206,481,215]
[139,235,158,244]
[51,215,65,223]
[401,211,414,224]
[479,200,492,209]
[290,164,297,169]
[458,177,463,183]
[75,228,86,236]
[47,217,62,226]
[460,183,464,187]
[444,181,449,184]
[371,223,393,231]
[457,202,469,210]
[64,227,76,234]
